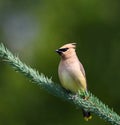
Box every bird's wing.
[79,62,86,77]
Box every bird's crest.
[60,43,77,49]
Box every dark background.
[0,0,120,125]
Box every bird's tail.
[82,109,92,121]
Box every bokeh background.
[0,0,120,125]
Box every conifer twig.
[0,43,120,125]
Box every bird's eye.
[59,48,69,52]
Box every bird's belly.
[59,71,80,93]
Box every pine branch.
[0,43,120,125]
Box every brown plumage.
[56,43,92,121]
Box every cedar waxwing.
[56,43,92,121]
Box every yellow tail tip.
[84,115,92,121]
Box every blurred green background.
[0,0,120,125]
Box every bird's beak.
[56,49,62,55]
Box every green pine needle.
[0,43,120,125]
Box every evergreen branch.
[0,43,120,125]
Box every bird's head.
[56,43,77,59]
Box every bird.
[56,43,92,121]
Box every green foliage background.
[0,0,120,125]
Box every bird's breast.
[58,64,87,93]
